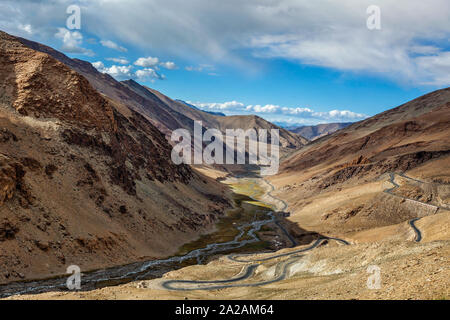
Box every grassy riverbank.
[176,178,274,256]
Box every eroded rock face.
[1,30,193,195]
[0,155,17,205]
[0,219,19,241]
[0,32,115,132]
[0,30,231,284]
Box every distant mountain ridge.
[281,87,450,176]
[121,80,308,150]
[287,122,353,140]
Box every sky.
[1,0,449,126]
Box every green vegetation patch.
[176,179,273,256]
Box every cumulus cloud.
[92,61,133,79]
[106,57,130,64]
[100,39,127,52]
[91,61,105,70]
[55,27,93,56]
[135,68,165,81]
[92,60,166,82]
[246,104,280,113]
[1,0,449,86]
[135,56,159,67]
[134,57,178,70]
[189,100,367,124]
[103,65,133,79]
[191,101,245,110]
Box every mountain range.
[0,29,449,298]
[0,30,232,282]
[286,122,353,140]
[272,87,450,238]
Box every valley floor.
[5,169,449,300]
[9,240,447,300]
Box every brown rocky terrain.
[270,88,450,237]
[0,30,231,283]
[7,175,448,300]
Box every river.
[0,175,287,298]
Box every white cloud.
[189,100,368,124]
[55,27,93,56]
[93,59,166,82]
[82,0,449,85]
[134,56,159,67]
[2,0,449,86]
[135,68,165,81]
[246,104,280,113]
[18,23,32,34]
[92,61,133,79]
[92,61,105,70]
[134,57,177,70]
[106,57,130,64]
[100,39,127,52]
[414,51,450,86]
[191,101,245,110]
[103,65,133,79]
[409,45,440,55]
[311,110,367,121]
[160,61,177,69]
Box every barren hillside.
[270,88,450,238]
[0,30,231,283]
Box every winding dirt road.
[1,171,441,297]
[384,172,450,242]
[160,178,349,291]
[161,171,442,291]
[0,176,299,297]
[408,218,422,242]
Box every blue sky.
[1,0,449,126]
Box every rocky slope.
[0,30,231,283]
[7,183,448,300]
[270,88,450,237]
[12,33,307,152]
[282,88,450,180]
